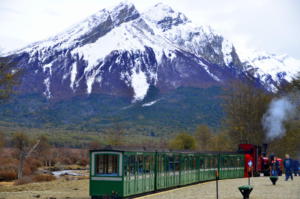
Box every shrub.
[78,158,89,167]
[14,176,33,185]
[0,169,17,181]
[33,174,56,182]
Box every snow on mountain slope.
[4,2,300,102]
[240,50,300,92]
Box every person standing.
[270,157,279,176]
[283,154,293,181]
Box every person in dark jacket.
[293,160,299,176]
[270,157,279,176]
[284,154,293,181]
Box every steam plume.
[262,97,296,140]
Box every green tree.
[169,133,196,150]
[194,125,214,151]
[210,131,235,151]
[222,80,272,145]
[0,59,20,101]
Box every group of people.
[270,154,299,181]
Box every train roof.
[90,145,240,155]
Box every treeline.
[168,125,234,151]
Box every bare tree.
[35,135,51,166]
[222,80,272,145]
[12,132,40,179]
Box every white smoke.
[262,97,296,140]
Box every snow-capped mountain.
[4,2,300,102]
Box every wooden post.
[215,169,219,199]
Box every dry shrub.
[33,174,56,182]
[26,158,42,170]
[0,169,17,181]
[14,176,33,185]
[78,158,88,167]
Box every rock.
[33,194,40,198]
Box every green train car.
[90,147,244,199]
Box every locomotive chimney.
[262,143,268,157]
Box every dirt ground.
[0,176,299,199]
[0,177,89,199]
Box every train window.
[95,154,119,176]
[224,158,228,167]
[159,156,164,172]
[168,156,174,171]
[199,158,204,169]
[174,156,180,171]
[124,155,129,176]
[145,156,152,173]
[129,155,136,176]
[138,155,144,174]
[193,158,197,169]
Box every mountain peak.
[143,3,189,31]
[110,1,140,26]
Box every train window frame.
[91,152,122,177]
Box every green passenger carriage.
[90,147,244,199]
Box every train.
[89,146,244,199]
[89,144,281,199]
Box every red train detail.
[238,143,282,177]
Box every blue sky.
[0,0,299,59]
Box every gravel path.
[0,176,299,199]
[137,176,300,199]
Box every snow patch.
[42,62,52,75]
[43,77,51,99]
[70,62,77,90]
[131,68,149,102]
[142,99,160,107]
[222,39,233,66]
[198,60,221,82]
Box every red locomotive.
[238,144,282,177]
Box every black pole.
[248,175,250,186]
[216,170,219,199]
